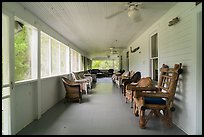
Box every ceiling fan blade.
[105,8,128,19]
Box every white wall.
[14,81,37,133]
[129,28,152,77]
[41,77,65,114]
[127,2,202,135]
[13,76,65,134]
[121,50,129,71]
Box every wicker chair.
[71,72,88,95]
[132,63,182,128]
[61,77,82,104]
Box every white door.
[2,13,13,135]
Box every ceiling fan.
[105,47,119,55]
[109,47,119,54]
[105,2,143,22]
[105,40,123,55]
[105,47,121,58]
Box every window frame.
[150,32,158,82]
[14,17,38,83]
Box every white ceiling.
[19,2,177,59]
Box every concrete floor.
[17,77,187,135]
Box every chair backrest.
[157,63,182,99]
[62,76,70,84]
[71,72,76,80]
[62,77,71,91]
[74,72,81,80]
[129,70,135,78]
[71,72,80,80]
[90,69,100,74]
[122,71,129,77]
[137,77,152,87]
[78,72,85,79]
[61,77,81,103]
[108,69,114,73]
[130,71,141,83]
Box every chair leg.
[139,109,146,129]
[123,86,126,96]
[154,110,161,117]
[139,98,146,129]
[130,100,133,108]
[133,100,139,116]
[166,110,173,127]
[130,93,133,108]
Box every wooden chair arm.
[132,86,159,91]
[122,78,131,83]
[135,92,170,98]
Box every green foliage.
[92,59,119,70]
[14,26,30,81]
[92,60,101,69]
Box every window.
[78,53,82,71]
[41,32,51,77]
[51,39,60,75]
[84,57,91,71]
[150,33,158,81]
[14,17,38,82]
[41,32,70,77]
[70,49,82,72]
[60,43,69,74]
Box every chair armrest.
[84,74,91,76]
[68,84,80,87]
[75,79,87,83]
[126,83,138,90]
[132,86,170,98]
[122,78,131,83]
[122,76,131,79]
[115,73,122,76]
[135,92,170,98]
[131,86,158,91]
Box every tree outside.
[92,59,119,70]
[14,26,30,81]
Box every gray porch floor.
[17,77,186,135]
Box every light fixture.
[168,17,180,26]
[130,46,140,53]
[128,6,141,22]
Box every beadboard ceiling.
[19,2,176,59]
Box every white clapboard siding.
[128,2,200,135]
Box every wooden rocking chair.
[132,63,182,128]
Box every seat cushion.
[144,97,166,105]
